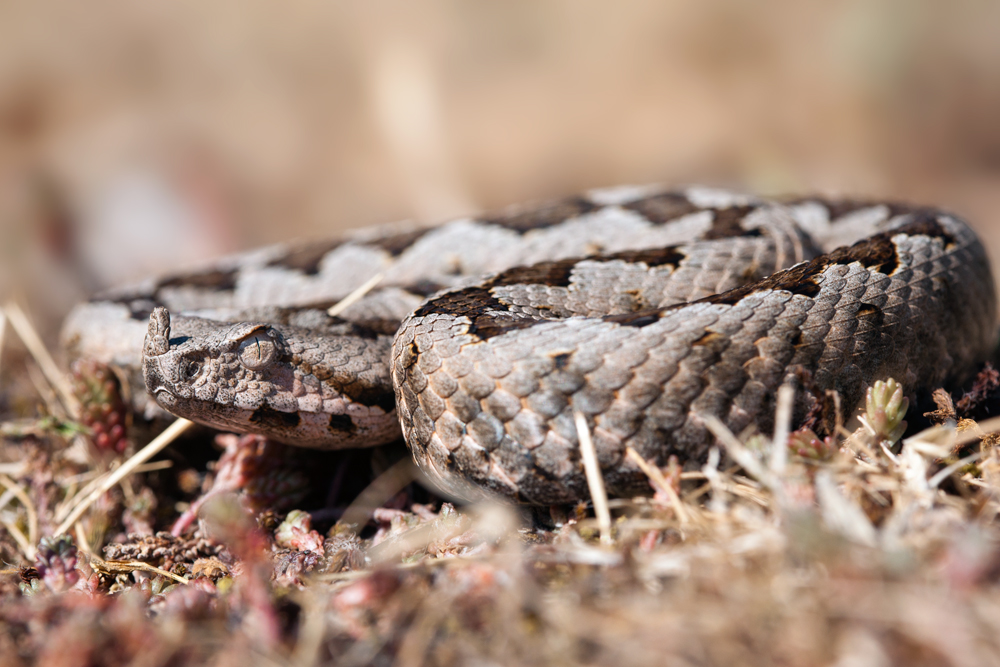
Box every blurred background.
[1,0,1000,330]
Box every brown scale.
[782,197,919,222]
[586,212,949,328]
[622,192,701,225]
[483,196,599,234]
[157,268,239,292]
[701,206,763,240]
[368,228,433,256]
[250,405,301,429]
[266,239,344,275]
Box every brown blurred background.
[2,0,1000,329]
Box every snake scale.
[61,186,997,504]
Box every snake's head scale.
[141,307,398,448]
[144,307,171,357]
[142,306,290,423]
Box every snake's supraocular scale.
[61,186,997,504]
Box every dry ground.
[2,304,1000,666]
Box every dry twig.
[625,446,689,524]
[0,473,37,557]
[55,418,194,536]
[2,301,80,416]
[327,272,386,317]
[574,410,612,545]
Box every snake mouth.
[142,340,176,407]
[146,372,174,402]
[140,364,178,409]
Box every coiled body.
[63,186,997,503]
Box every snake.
[61,186,997,504]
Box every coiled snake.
[62,186,997,504]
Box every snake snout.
[144,307,172,358]
[142,307,178,405]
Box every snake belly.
[64,186,997,504]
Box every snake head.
[142,307,289,412]
[141,307,398,448]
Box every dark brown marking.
[470,314,539,340]
[328,413,357,433]
[600,246,687,267]
[785,197,922,223]
[855,303,885,335]
[158,269,238,292]
[700,260,823,306]
[819,200,882,221]
[826,235,899,275]
[488,246,687,291]
[338,382,397,414]
[856,303,881,318]
[699,214,951,308]
[300,361,317,378]
[484,196,599,234]
[552,352,571,369]
[349,319,403,337]
[250,405,301,429]
[692,331,726,347]
[295,349,395,411]
[403,280,450,297]
[409,209,956,341]
[402,341,419,370]
[824,200,882,220]
[702,206,763,240]
[523,464,564,490]
[790,328,805,348]
[413,287,537,341]
[489,258,580,288]
[267,239,343,275]
[623,288,653,311]
[623,192,700,225]
[603,310,663,328]
[412,287,503,320]
[698,226,908,306]
[894,210,954,247]
[369,228,432,256]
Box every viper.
[61,186,997,504]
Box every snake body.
[62,186,997,503]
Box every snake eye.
[181,359,203,381]
[237,333,276,371]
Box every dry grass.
[2,307,1000,666]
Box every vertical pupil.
[237,332,276,370]
[239,335,272,367]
